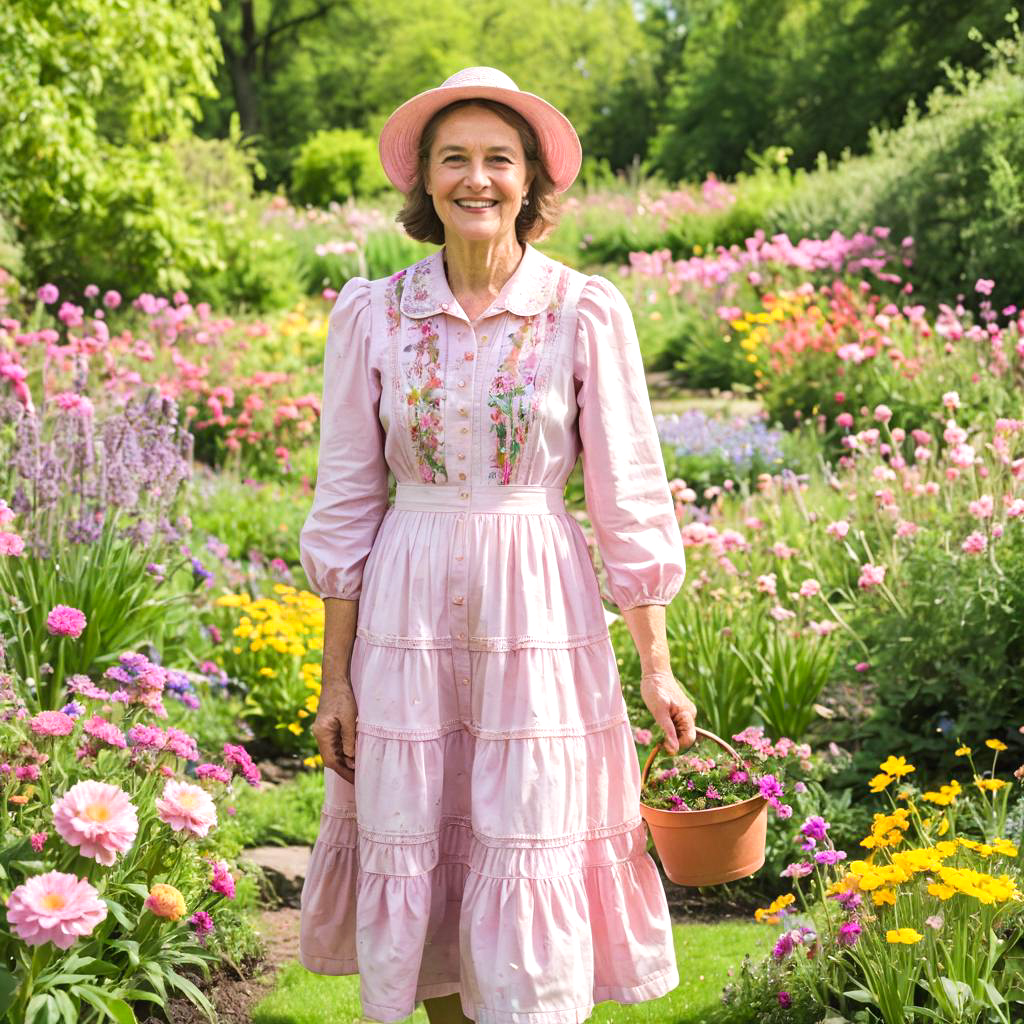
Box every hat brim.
[379,84,582,195]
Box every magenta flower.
[196,763,232,784]
[82,715,127,749]
[772,932,797,960]
[781,861,813,879]
[825,520,850,540]
[838,920,862,947]
[800,815,830,842]
[814,849,847,865]
[52,781,139,865]
[975,278,995,296]
[188,910,215,945]
[36,284,59,305]
[777,991,792,1009]
[29,711,74,737]
[30,832,48,852]
[223,743,261,787]
[46,605,87,639]
[758,775,783,800]
[210,859,236,900]
[6,871,107,948]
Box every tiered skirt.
[298,500,679,1023]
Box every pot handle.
[641,727,745,789]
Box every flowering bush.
[728,739,1024,1023]
[208,585,323,757]
[0,662,261,1022]
[641,726,812,819]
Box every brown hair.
[396,99,561,245]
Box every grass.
[230,769,325,847]
[251,920,772,1024]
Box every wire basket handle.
[641,727,745,788]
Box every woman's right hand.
[311,676,358,784]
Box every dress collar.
[399,242,556,320]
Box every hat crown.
[440,67,520,92]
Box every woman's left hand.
[640,672,698,754]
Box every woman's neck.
[442,234,525,313]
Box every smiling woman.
[397,99,560,249]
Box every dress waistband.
[392,483,567,514]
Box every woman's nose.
[463,158,489,189]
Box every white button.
[452,595,464,605]
[457,452,466,460]
[461,676,469,685]
[458,472,466,480]
[460,427,469,434]
[458,379,466,388]
[441,302,449,311]
[457,633,465,640]
[459,491,469,498]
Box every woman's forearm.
[619,603,673,676]
[321,596,359,687]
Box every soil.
[138,909,301,1024]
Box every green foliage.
[650,0,1013,180]
[0,0,224,298]
[291,129,392,207]
[839,533,1024,786]
[766,32,1024,309]
[225,771,325,848]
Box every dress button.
[457,452,466,460]
[441,302,449,311]
[458,472,466,480]
[461,676,470,685]
[455,553,464,560]
[460,426,469,434]
[459,490,469,499]
[457,633,465,641]
[452,595,464,605]
[464,352,475,361]
[460,407,468,416]
[458,379,466,388]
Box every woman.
[298,66,698,1024]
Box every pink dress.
[298,241,687,1023]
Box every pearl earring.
[522,196,530,206]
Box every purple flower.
[772,932,797,960]
[830,889,862,911]
[705,784,721,800]
[37,284,59,305]
[188,910,214,944]
[838,920,861,947]
[814,849,847,866]
[191,558,213,586]
[223,743,261,787]
[777,990,792,1009]
[60,701,85,719]
[758,774,783,800]
[800,815,829,841]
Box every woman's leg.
[423,992,473,1023]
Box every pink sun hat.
[378,66,583,195]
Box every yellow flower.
[286,722,303,736]
[975,778,1008,792]
[303,753,323,768]
[993,839,1018,857]
[955,745,971,757]
[886,928,923,945]
[871,887,896,906]
[928,882,956,900]
[879,756,915,778]
[937,817,950,836]
[869,773,894,793]
[146,884,187,922]
[985,739,1008,751]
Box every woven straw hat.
[378,66,582,195]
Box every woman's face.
[425,105,534,247]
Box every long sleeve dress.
[297,241,687,1024]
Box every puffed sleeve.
[573,275,686,611]
[299,277,389,601]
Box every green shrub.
[767,50,1024,309]
[291,129,392,207]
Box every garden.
[2,1,1024,1022]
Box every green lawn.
[252,920,771,1024]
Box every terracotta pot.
[639,728,768,887]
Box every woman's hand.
[640,671,698,754]
[311,675,358,784]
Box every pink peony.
[0,531,25,556]
[46,605,87,639]
[82,715,127,749]
[632,727,653,746]
[826,520,850,540]
[873,404,893,423]
[29,711,74,737]
[52,780,139,865]
[156,779,218,838]
[6,871,107,948]
[857,563,886,589]
[968,495,994,519]
[961,532,987,555]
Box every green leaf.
[103,899,135,933]
[842,989,876,1004]
[52,989,78,1024]
[982,980,1006,1008]
[26,993,61,1024]
[73,984,137,1024]
[165,970,215,1021]
[0,966,18,1014]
